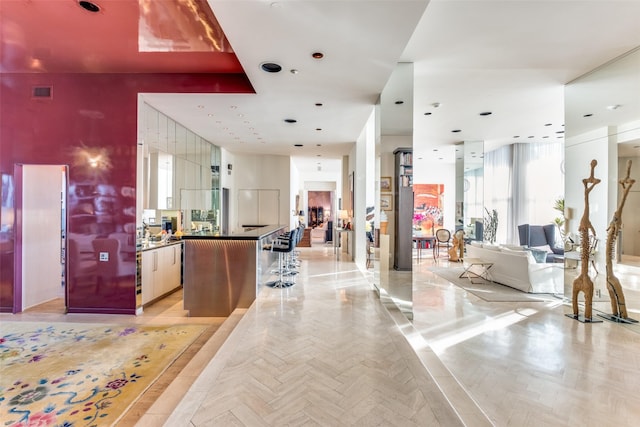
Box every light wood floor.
[5,246,640,426]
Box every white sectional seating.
[466,242,563,294]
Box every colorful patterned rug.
[0,321,207,427]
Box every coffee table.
[460,258,494,284]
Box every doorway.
[15,164,67,313]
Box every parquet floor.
[159,245,467,426]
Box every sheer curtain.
[485,142,564,245]
[484,145,512,243]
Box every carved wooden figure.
[448,230,464,262]
[605,160,635,319]
[571,159,600,321]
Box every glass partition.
[375,63,414,320]
[564,47,640,276]
[462,140,484,241]
[140,103,222,232]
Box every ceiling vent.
[32,86,52,99]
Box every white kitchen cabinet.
[141,242,182,305]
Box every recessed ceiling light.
[78,1,100,13]
[290,69,299,74]
[315,103,323,107]
[433,149,438,152]
[544,123,552,126]
[583,113,593,117]
[395,100,404,105]
[607,104,622,110]
[294,144,303,147]
[197,105,204,109]
[528,136,534,138]
[452,129,461,133]
[513,135,520,138]
[312,52,324,59]
[316,128,322,131]
[260,62,282,73]
[316,144,322,147]
[207,114,213,117]
[543,136,549,138]
[284,119,297,123]
[317,154,322,157]
[479,111,492,116]
[424,112,432,115]
[556,130,564,134]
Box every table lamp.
[338,210,349,228]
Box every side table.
[460,258,494,284]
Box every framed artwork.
[380,176,392,193]
[413,183,444,233]
[380,194,393,211]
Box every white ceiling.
[144,0,640,169]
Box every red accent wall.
[0,72,253,313]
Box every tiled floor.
[4,246,640,426]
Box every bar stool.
[289,225,304,269]
[270,227,299,276]
[265,228,298,288]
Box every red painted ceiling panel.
[1,0,244,74]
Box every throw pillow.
[531,244,553,253]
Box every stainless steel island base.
[182,225,286,316]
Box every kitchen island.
[181,224,287,316]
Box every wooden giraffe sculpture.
[571,159,600,321]
[605,160,635,319]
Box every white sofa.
[466,242,563,294]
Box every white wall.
[290,159,300,229]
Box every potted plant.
[483,208,498,244]
[552,197,568,246]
